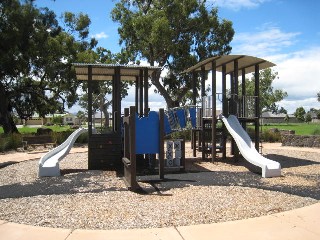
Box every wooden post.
[254,64,260,151]
[230,72,234,115]
[114,66,121,133]
[234,60,239,160]
[124,108,130,158]
[222,64,227,159]
[234,60,239,115]
[159,108,165,179]
[242,68,246,124]
[211,60,216,163]
[135,76,139,110]
[192,71,197,105]
[139,69,143,116]
[129,106,138,190]
[201,66,206,161]
[144,68,149,116]
[87,65,93,136]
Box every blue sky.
[34,0,320,113]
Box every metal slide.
[220,115,281,178]
[38,128,88,177]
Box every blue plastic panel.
[189,107,197,128]
[135,111,160,154]
[176,109,186,128]
[164,115,172,135]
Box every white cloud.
[278,98,319,114]
[211,0,270,10]
[273,47,320,104]
[232,26,301,57]
[91,32,109,39]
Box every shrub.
[51,130,88,145]
[312,128,320,135]
[0,134,23,151]
[165,130,192,141]
[261,129,281,142]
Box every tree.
[284,114,289,124]
[112,0,234,108]
[239,68,288,114]
[305,113,312,124]
[294,107,306,122]
[0,0,95,134]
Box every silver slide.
[38,128,87,177]
[220,115,281,178]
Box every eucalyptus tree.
[0,0,96,133]
[112,0,235,107]
[239,68,288,114]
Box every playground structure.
[40,56,281,187]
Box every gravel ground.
[0,145,319,230]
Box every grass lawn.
[0,125,71,135]
[260,123,320,135]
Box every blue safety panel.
[189,107,197,128]
[167,110,178,129]
[135,111,160,154]
[176,109,186,128]
[164,115,172,135]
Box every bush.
[51,130,88,145]
[261,129,282,142]
[312,128,320,135]
[245,127,281,142]
[51,130,73,145]
[165,130,192,141]
[0,134,23,151]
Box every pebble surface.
[0,145,319,230]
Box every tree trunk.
[0,84,19,134]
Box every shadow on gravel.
[0,170,127,199]
[137,155,320,200]
[264,154,320,168]
[0,154,319,200]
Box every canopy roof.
[73,63,161,81]
[183,55,275,74]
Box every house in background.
[63,113,77,125]
[22,113,78,126]
[261,112,298,124]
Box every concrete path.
[0,143,319,239]
[0,202,319,240]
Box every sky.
[34,0,320,114]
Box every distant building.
[261,112,298,124]
[22,113,78,126]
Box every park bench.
[22,135,56,149]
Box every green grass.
[0,125,71,134]
[260,123,320,135]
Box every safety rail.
[164,105,201,134]
[202,94,258,119]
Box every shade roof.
[73,63,161,81]
[183,55,275,74]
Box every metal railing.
[202,94,258,118]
